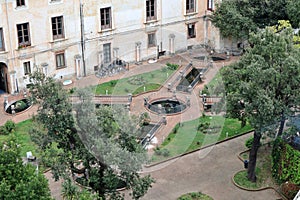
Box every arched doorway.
[0,62,9,94]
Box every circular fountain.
[146,97,188,115]
[5,98,32,115]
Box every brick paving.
[0,50,281,200]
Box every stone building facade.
[0,0,222,94]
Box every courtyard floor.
[0,49,282,199]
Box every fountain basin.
[5,98,32,115]
[146,98,187,115]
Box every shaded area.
[194,55,227,61]
[176,68,207,92]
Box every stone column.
[113,47,119,60]
[135,42,142,63]
[98,51,103,68]
[169,34,175,55]
[9,71,16,94]
[41,62,48,76]
[74,54,82,78]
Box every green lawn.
[234,169,262,189]
[178,192,213,200]
[234,145,278,190]
[152,116,253,162]
[94,67,176,95]
[0,119,38,157]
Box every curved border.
[4,99,33,116]
[231,170,287,200]
[145,130,254,168]
[145,96,189,116]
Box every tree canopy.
[221,27,300,181]
[0,138,52,200]
[29,72,153,199]
[212,0,291,40]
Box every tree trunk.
[247,130,261,182]
[96,161,109,200]
[277,112,286,138]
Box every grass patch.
[178,192,213,200]
[133,83,161,95]
[152,116,253,162]
[234,145,279,190]
[94,67,176,95]
[234,168,262,189]
[0,119,38,157]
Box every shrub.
[15,100,28,111]
[154,148,170,157]
[272,138,300,186]
[0,120,16,135]
[161,149,170,157]
[197,122,210,132]
[166,63,179,70]
[245,136,254,148]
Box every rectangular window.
[0,28,4,51]
[103,43,111,64]
[208,0,214,11]
[17,23,31,48]
[100,7,112,30]
[16,0,25,7]
[186,0,196,14]
[146,0,156,21]
[23,61,31,75]
[52,16,64,40]
[148,32,156,47]
[187,24,196,38]
[56,52,66,69]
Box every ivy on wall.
[272,138,300,185]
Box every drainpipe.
[80,1,86,77]
[5,0,16,93]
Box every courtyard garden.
[94,63,179,95]
[152,116,253,162]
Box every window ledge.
[98,28,115,33]
[144,19,159,25]
[15,45,34,51]
[184,12,198,17]
[15,5,27,9]
[49,0,62,4]
[56,66,67,70]
[49,38,68,44]
[0,51,8,55]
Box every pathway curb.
[145,130,254,168]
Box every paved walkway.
[140,132,282,200]
[0,50,281,200]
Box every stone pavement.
[140,132,282,200]
[0,50,280,200]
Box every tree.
[222,28,300,182]
[29,71,153,199]
[0,137,52,200]
[286,0,300,28]
[212,0,288,40]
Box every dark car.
[290,136,300,150]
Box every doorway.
[0,63,9,94]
